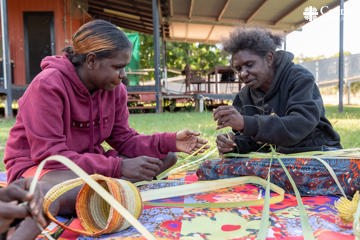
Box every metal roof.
[87,0,343,44]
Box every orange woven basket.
[43,174,143,236]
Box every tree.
[138,33,228,80]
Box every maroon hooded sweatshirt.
[4,55,177,182]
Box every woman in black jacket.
[213,27,341,154]
[196,28,352,197]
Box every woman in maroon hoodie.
[3,19,208,238]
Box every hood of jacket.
[265,50,294,99]
[40,55,91,98]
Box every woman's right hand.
[121,156,164,182]
[216,132,236,154]
[213,105,244,131]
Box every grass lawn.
[1,104,360,171]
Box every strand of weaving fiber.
[256,158,273,240]
[353,195,360,239]
[28,155,156,240]
[139,175,284,208]
[156,147,217,180]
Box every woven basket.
[77,175,143,234]
[43,174,143,236]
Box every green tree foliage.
[138,33,228,80]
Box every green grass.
[0,118,15,170]
[324,105,360,149]
[1,105,360,171]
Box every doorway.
[24,12,55,84]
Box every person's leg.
[40,170,79,216]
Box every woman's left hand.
[176,130,209,154]
[0,178,48,234]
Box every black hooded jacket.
[232,50,342,154]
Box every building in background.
[0,0,89,99]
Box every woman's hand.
[121,156,164,182]
[213,105,244,131]
[176,130,209,154]
[216,132,236,154]
[0,201,29,234]
[0,178,47,234]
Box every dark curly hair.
[63,19,132,66]
[222,27,284,57]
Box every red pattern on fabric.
[221,224,242,231]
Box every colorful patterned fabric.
[0,172,7,187]
[196,157,360,197]
[0,172,356,239]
